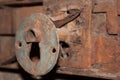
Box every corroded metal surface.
[0,0,120,79]
[44,0,120,79]
[45,0,93,69]
[91,14,120,74]
[93,0,119,34]
[15,13,59,77]
[57,67,117,79]
[54,8,84,28]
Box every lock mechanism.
[15,9,83,78]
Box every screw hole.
[18,42,22,48]
[19,42,22,47]
[52,48,56,53]
[94,3,98,5]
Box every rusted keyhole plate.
[15,13,59,77]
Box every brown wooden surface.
[118,0,120,15]
[12,6,44,33]
[0,8,13,34]
[0,6,44,34]
[0,37,15,65]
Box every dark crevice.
[28,29,36,38]
[92,12,106,14]
[108,34,118,36]
[0,7,3,9]
[59,41,70,58]
[0,34,15,36]
[59,41,70,48]
[107,31,118,36]
[5,2,43,8]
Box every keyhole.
[29,42,40,63]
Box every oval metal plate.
[15,13,59,77]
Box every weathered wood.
[0,6,44,34]
[0,37,15,65]
[0,8,13,34]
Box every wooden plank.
[12,6,44,33]
[0,37,15,65]
[118,0,120,15]
[0,8,13,34]
[0,6,44,34]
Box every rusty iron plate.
[15,13,59,77]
